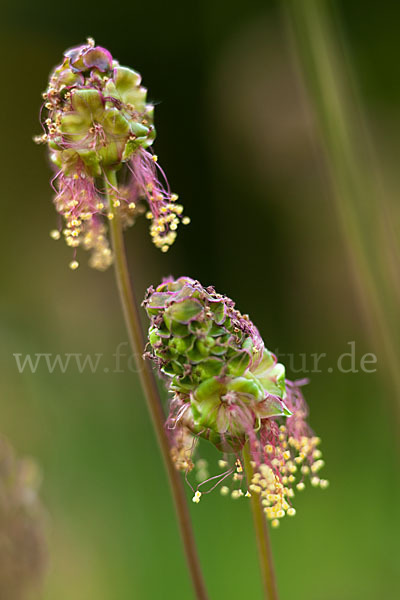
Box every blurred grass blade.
[284,0,400,429]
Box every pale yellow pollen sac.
[311,477,320,487]
[235,459,243,473]
[145,211,153,220]
[182,216,191,225]
[311,460,325,473]
[220,486,230,496]
[218,459,228,468]
[287,507,296,517]
[271,519,280,528]
[283,450,291,460]
[50,229,61,240]
[245,491,251,498]
[313,449,322,459]
[96,202,105,211]
[151,154,158,162]
[107,213,114,220]
[296,482,305,491]
[231,489,244,499]
[128,202,136,210]
[192,491,202,504]
[233,473,242,482]
[276,509,285,519]
[319,479,330,489]
[161,245,169,253]
[249,484,261,494]
[301,465,310,475]
[170,193,179,201]
[69,260,79,270]
[265,444,274,455]
[113,199,121,208]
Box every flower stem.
[243,443,279,600]
[104,170,209,600]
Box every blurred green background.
[1,0,399,598]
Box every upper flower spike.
[36,38,188,270]
[144,277,328,525]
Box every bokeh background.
[1,0,399,598]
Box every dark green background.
[1,1,399,598]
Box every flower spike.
[36,38,188,269]
[144,277,328,524]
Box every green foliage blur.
[1,0,399,598]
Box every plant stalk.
[243,442,279,600]
[105,170,209,600]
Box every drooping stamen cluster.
[144,277,327,525]
[36,38,188,269]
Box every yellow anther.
[128,202,136,210]
[320,479,330,489]
[265,444,274,454]
[161,245,169,253]
[50,229,61,240]
[192,491,202,504]
[218,459,227,468]
[113,199,121,208]
[69,260,79,270]
[287,507,296,517]
[231,489,243,499]
[271,519,280,528]
[107,213,114,220]
[283,451,291,460]
[311,477,320,487]
[96,202,105,210]
[235,460,243,473]
[245,491,251,498]
[151,154,158,162]
[146,211,153,219]
[182,216,191,225]
[296,482,305,491]
[311,460,325,473]
[249,484,261,494]
[220,486,229,496]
